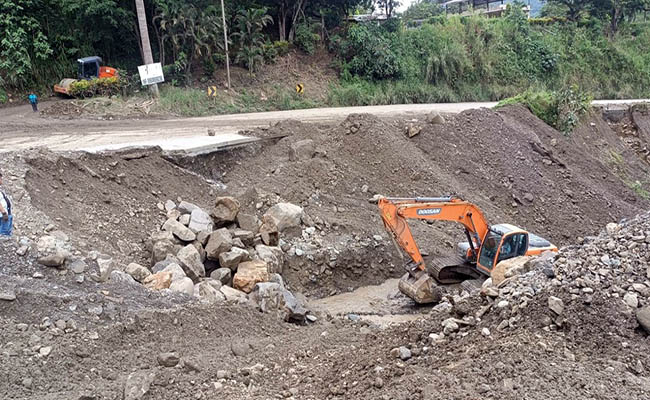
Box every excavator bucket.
[398,270,443,304]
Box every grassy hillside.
[329,9,650,106]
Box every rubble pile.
[398,211,650,350]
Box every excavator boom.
[379,196,490,270]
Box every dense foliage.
[333,4,650,104]
[1,0,650,113]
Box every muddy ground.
[1,104,649,399]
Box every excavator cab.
[77,56,101,80]
[476,229,528,273]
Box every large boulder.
[89,256,116,282]
[161,263,187,282]
[205,228,233,260]
[491,256,531,286]
[151,258,178,274]
[162,219,196,242]
[232,229,255,246]
[170,277,194,296]
[194,281,226,303]
[212,197,240,226]
[263,203,303,232]
[255,245,284,274]
[233,260,270,293]
[249,283,308,323]
[219,247,250,270]
[237,213,260,234]
[259,216,279,246]
[150,240,176,266]
[38,253,67,268]
[280,289,308,323]
[188,208,214,233]
[176,245,206,282]
[145,231,174,253]
[143,271,172,290]
[110,270,138,286]
[126,263,151,283]
[637,307,650,334]
[210,268,232,285]
[177,201,200,215]
[220,285,248,303]
[250,282,282,313]
[288,139,316,161]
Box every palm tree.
[135,0,159,97]
[232,8,273,74]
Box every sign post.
[138,63,165,86]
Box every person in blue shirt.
[0,171,12,236]
[28,93,38,112]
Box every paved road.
[1,99,648,153]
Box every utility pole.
[135,0,159,97]
[220,0,231,89]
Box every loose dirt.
[1,104,649,400]
[176,105,649,295]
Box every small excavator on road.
[53,56,118,96]
[378,196,558,304]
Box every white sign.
[138,62,164,86]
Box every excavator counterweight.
[378,196,557,304]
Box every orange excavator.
[53,56,118,96]
[378,196,558,304]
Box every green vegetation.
[628,180,650,199]
[68,77,124,98]
[3,0,650,128]
[497,87,592,134]
[155,85,320,116]
[335,5,650,107]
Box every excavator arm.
[378,196,490,272]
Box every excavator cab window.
[78,60,99,80]
[497,233,528,262]
[478,232,502,271]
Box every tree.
[589,0,650,35]
[135,0,159,96]
[232,8,273,74]
[544,0,590,21]
[0,0,52,88]
[376,0,401,17]
[402,0,443,21]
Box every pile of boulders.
[32,196,312,323]
[138,196,310,322]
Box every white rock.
[624,292,639,308]
[170,277,194,296]
[188,208,214,233]
[264,203,303,232]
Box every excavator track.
[427,255,482,284]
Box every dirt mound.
[40,98,161,120]
[24,149,215,264]
[177,106,648,296]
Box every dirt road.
[2,99,648,152]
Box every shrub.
[0,87,8,104]
[273,40,290,57]
[295,23,319,55]
[497,87,591,134]
[68,77,123,98]
[339,24,402,80]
